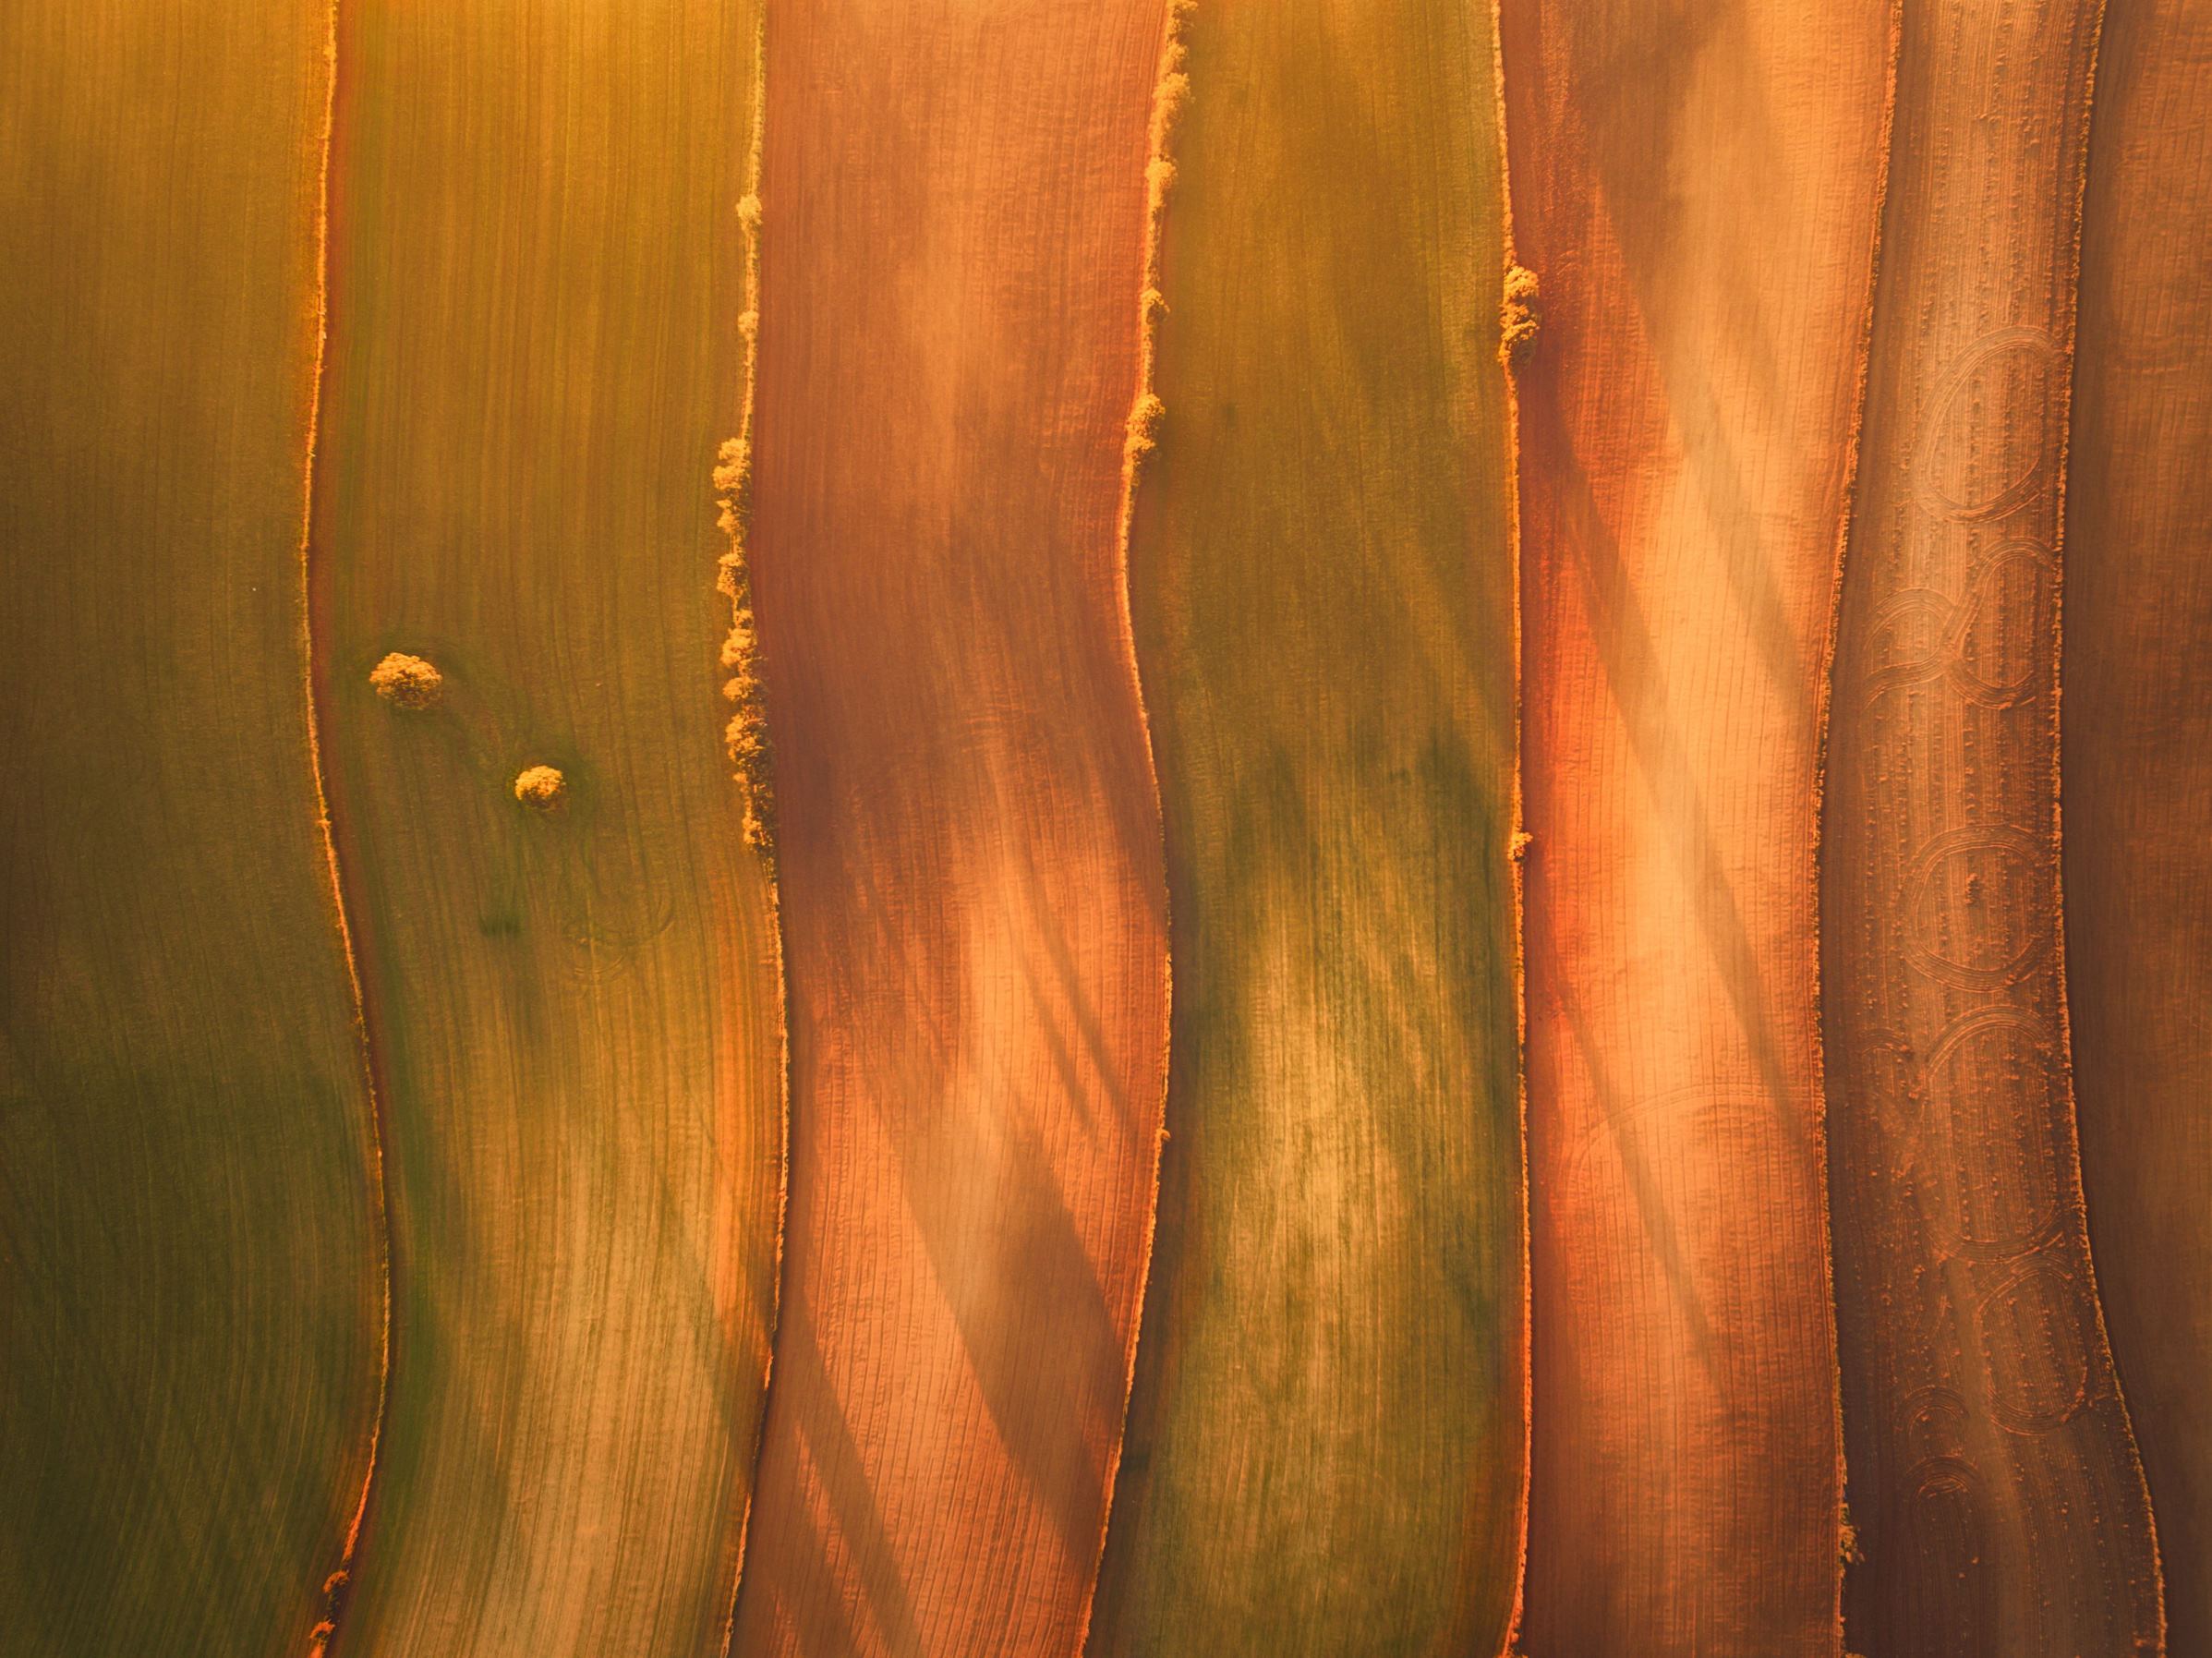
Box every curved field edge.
[1091,0,1527,1652]
[2065,0,2212,1645]
[714,8,789,1651]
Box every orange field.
[4,3,2207,1656]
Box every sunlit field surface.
[2,4,2206,1656]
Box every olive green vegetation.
[313,3,782,1652]
[1090,2,1525,1652]
[0,5,385,1654]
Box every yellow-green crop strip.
[312,1,784,1651]
[1092,0,1526,1651]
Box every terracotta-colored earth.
[1500,1,1891,1649]
[728,2,1172,1652]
